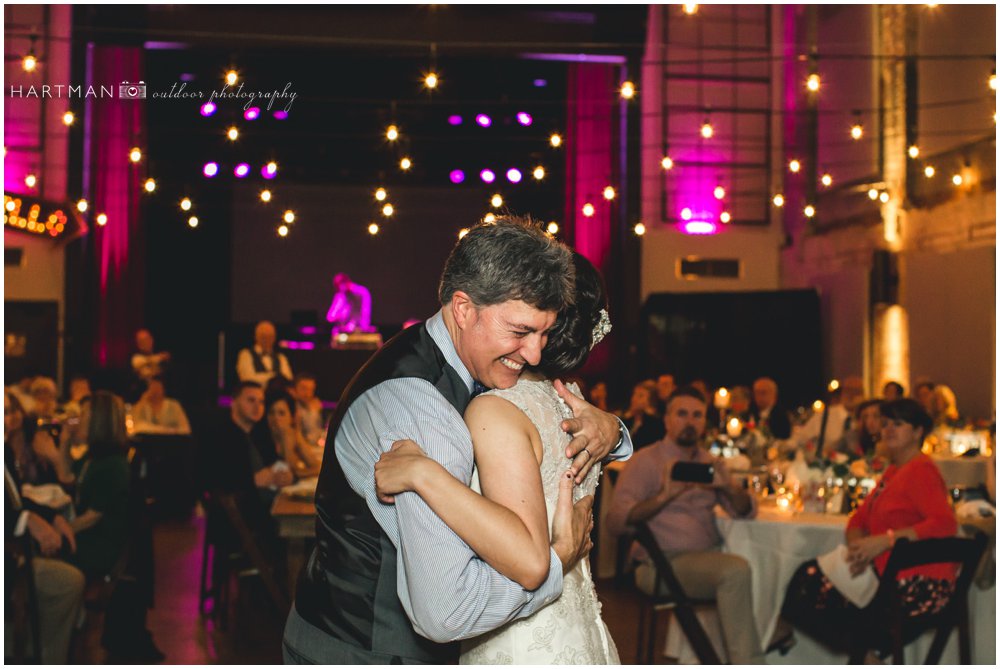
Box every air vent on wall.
[5,247,24,268]
[676,257,741,280]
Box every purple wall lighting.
[533,79,548,87]
[447,114,463,126]
[261,163,278,179]
[480,169,496,184]
[273,110,288,120]
[244,107,261,121]
[200,101,217,117]
[234,163,250,178]
[449,169,466,184]
[681,220,719,235]
[506,168,523,183]
[475,114,492,128]
[203,162,219,177]
[516,112,533,126]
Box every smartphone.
[671,461,715,484]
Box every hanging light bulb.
[951,174,964,186]
[603,186,616,201]
[458,228,469,239]
[532,166,546,180]
[924,165,936,178]
[908,145,920,159]
[62,111,75,126]
[546,222,559,235]
[24,174,37,188]
[633,222,647,236]
[143,178,156,193]
[180,197,192,211]
[399,157,412,171]
[283,210,296,224]
[879,191,890,203]
[225,69,238,86]
[661,156,674,170]
[788,159,801,173]
[76,199,88,213]
[720,211,732,224]
[990,70,997,91]
[804,205,816,218]
[386,125,399,141]
[278,224,290,237]
[368,222,380,235]
[424,72,439,89]
[483,212,497,224]
[850,122,863,140]
[619,81,636,100]
[549,133,562,148]
[713,186,726,200]
[700,119,714,139]
[375,187,387,202]
[806,73,821,92]
[96,213,108,226]
[582,203,595,217]
[821,173,833,187]
[490,194,503,208]
[382,203,394,217]
[260,189,272,202]
[683,3,699,15]
[22,52,37,73]
[868,188,879,200]
[680,207,693,221]
[188,216,199,228]
[129,147,142,163]
[772,193,785,207]
[226,126,239,141]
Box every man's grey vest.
[293,323,468,663]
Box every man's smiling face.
[454,298,557,390]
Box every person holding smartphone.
[606,385,764,663]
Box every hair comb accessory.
[590,308,612,349]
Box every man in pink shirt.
[607,386,764,663]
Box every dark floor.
[73,506,673,664]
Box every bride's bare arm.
[374,395,553,590]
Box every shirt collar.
[426,309,476,395]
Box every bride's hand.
[375,439,430,503]
[554,379,621,483]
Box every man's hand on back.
[554,379,622,483]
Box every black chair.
[632,522,723,664]
[847,532,988,664]
[5,537,43,663]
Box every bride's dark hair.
[535,252,608,377]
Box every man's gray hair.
[439,216,574,312]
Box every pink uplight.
[449,169,466,184]
[516,112,533,126]
[234,163,250,178]
[244,107,261,121]
[506,168,522,183]
[200,102,216,117]
[447,115,463,126]
[273,110,288,120]
[203,162,219,178]
[475,114,492,128]
[480,169,496,184]
[261,163,278,179]
[682,220,719,235]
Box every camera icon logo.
[119,81,147,99]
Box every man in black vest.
[283,218,632,663]
[236,320,293,392]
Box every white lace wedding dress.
[460,379,620,665]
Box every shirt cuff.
[605,418,634,462]
[531,549,564,605]
[14,510,30,537]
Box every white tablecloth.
[931,453,989,488]
[664,506,996,664]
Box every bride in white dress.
[375,253,620,664]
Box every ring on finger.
[581,447,592,461]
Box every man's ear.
[450,291,476,330]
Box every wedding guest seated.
[589,380,610,412]
[882,380,905,401]
[288,372,325,447]
[622,379,665,450]
[132,376,191,435]
[6,376,36,415]
[931,384,961,428]
[607,386,764,663]
[729,385,752,420]
[913,380,935,415]
[265,392,321,478]
[4,391,74,488]
[28,376,60,423]
[826,399,882,459]
[750,376,792,439]
[131,328,171,383]
[236,320,293,392]
[780,399,958,659]
[794,386,851,458]
[63,375,92,418]
[655,373,676,412]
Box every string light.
[424,72,439,89]
[62,111,74,126]
[806,73,821,92]
[24,174,37,188]
[821,173,833,187]
[188,216,199,228]
[458,228,469,239]
[620,81,636,100]
[804,205,816,218]
[180,198,192,211]
[76,199,88,213]
[582,203,595,217]
[661,156,674,170]
[850,122,863,140]
[603,186,616,200]
[772,194,785,207]
[549,133,562,148]
[264,161,278,177]
[532,166,546,180]
[283,210,296,224]
[700,119,714,139]
[546,221,559,235]
[680,207,693,220]
[260,189,272,202]
[633,222,646,236]
[951,174,964,186]
[908,145,920,159]
[788,159,801,173]
[225,70,238,86]
[879,191,890,203]
[226,126,239,141]
[22,53,37,73]
[386,125,399,141]
[129,147,142,163]
[375,188,387,201]
[990,70,997,91]
[924,165,936,178]
[278,224,289,237]
[490,194,503,208]
[868,188,879,200]
[382,203,394,217]
[713,186,725,200]
[720,211,732,224]
[399,157,412,171]
[96,213,108,226]
[683,3,698,15]
[483,212,497,223]
[143,178,156,193]
[368,222,379,235]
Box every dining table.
[271,484,318,594]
